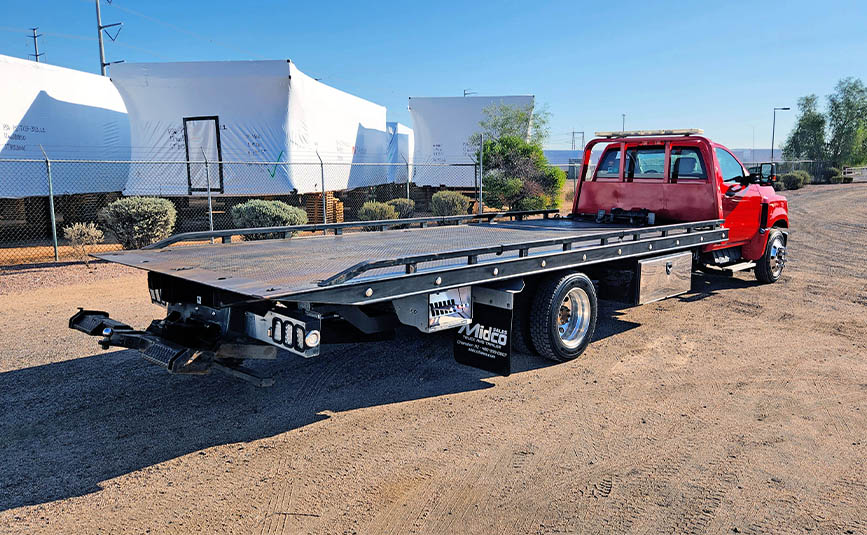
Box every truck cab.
[573,129,789,282]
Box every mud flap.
[453,283,521,376]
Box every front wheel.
[755,229,787,283]
[529,272,598,362]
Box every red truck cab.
[572,130,789,282]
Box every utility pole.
[771,106,790,162]
[463,89,477,97]
[621,114,626,132]
[28,28,43,62]
[95,0,123,75]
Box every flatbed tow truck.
[70,130,789,386]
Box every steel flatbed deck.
[95,211,728,305]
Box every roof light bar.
[594,129,704,138]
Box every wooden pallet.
[304,192,343,224]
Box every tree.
[470,103,551,147]
[825,77,867,166]
[782,95,826,161]
[480,135,565,210]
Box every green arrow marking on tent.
[269,150,285,178]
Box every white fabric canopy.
[0,54,130,198]
[386,121,413,183]
[111,60,388,195]
[408,95,534,186]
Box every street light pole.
[771,106,790,162]
[621,114,626,132]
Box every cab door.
[715,147,761,244]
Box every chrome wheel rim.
[769,236,787,277]
[557,287,592,349]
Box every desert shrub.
[842,174,854,183]
[792,169,811,185]
[385,198,415,219]
[98,197,176,250]
[822,167,842,183]
[781,173,806,190]
[431,190,471,217]
[230,199,307,241]
[772,180,786,191]
[63,222,104,267]
[829,174,845,183]
[357,201,398,224]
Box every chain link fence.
[0,158,482,265]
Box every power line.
[104,1,267,59]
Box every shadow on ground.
[0,299,643,511]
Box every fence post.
[201,148,215,244]
[403,155,410,199]
[477,132,484,215]
[39,145,59,262]
[316,150,327,231]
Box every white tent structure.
[408,95,534,187]
[111,60,388,196]
[0,54,130,198]
[386,121,413,183]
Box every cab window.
[595,148,621,179]
[715,147,744,182]
[670,147,708,180]
[625,146,665,179]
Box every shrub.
[792,169,811,185]
[230,199,307,241]
[842,174,854,183]
[98,197,176,250]
[431,190,471,216]
[63,222,104,267]
[385,198,415,219]
[829,174,845,184]
[357,201,398,226]
[772,180,786,191]
[822,167,842,183]
[781,173,806,190]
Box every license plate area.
[244,310,320,358]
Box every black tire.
[510,282,536,355]
[529,272,598,362]
[755,229,787,283]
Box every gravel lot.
[1,184,865,534]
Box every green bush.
[781,173,806,190]
[842,174,854,183]
[385,198,415,219]
[772,180,786,191]
[792,169,811,185]
[431,190,471,216]
[98,197,176,250]
[63,222,104,267]
[230,199,307,241]
[829,174,845,184]
[822,167,842,183]
[357,201,399,223]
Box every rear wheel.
[755,229,787,283]
[529,272,598,362]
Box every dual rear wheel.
[514,272,598,362]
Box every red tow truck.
[70,129,788,385]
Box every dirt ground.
[1,184,865,534]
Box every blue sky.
[2,0,865,150]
